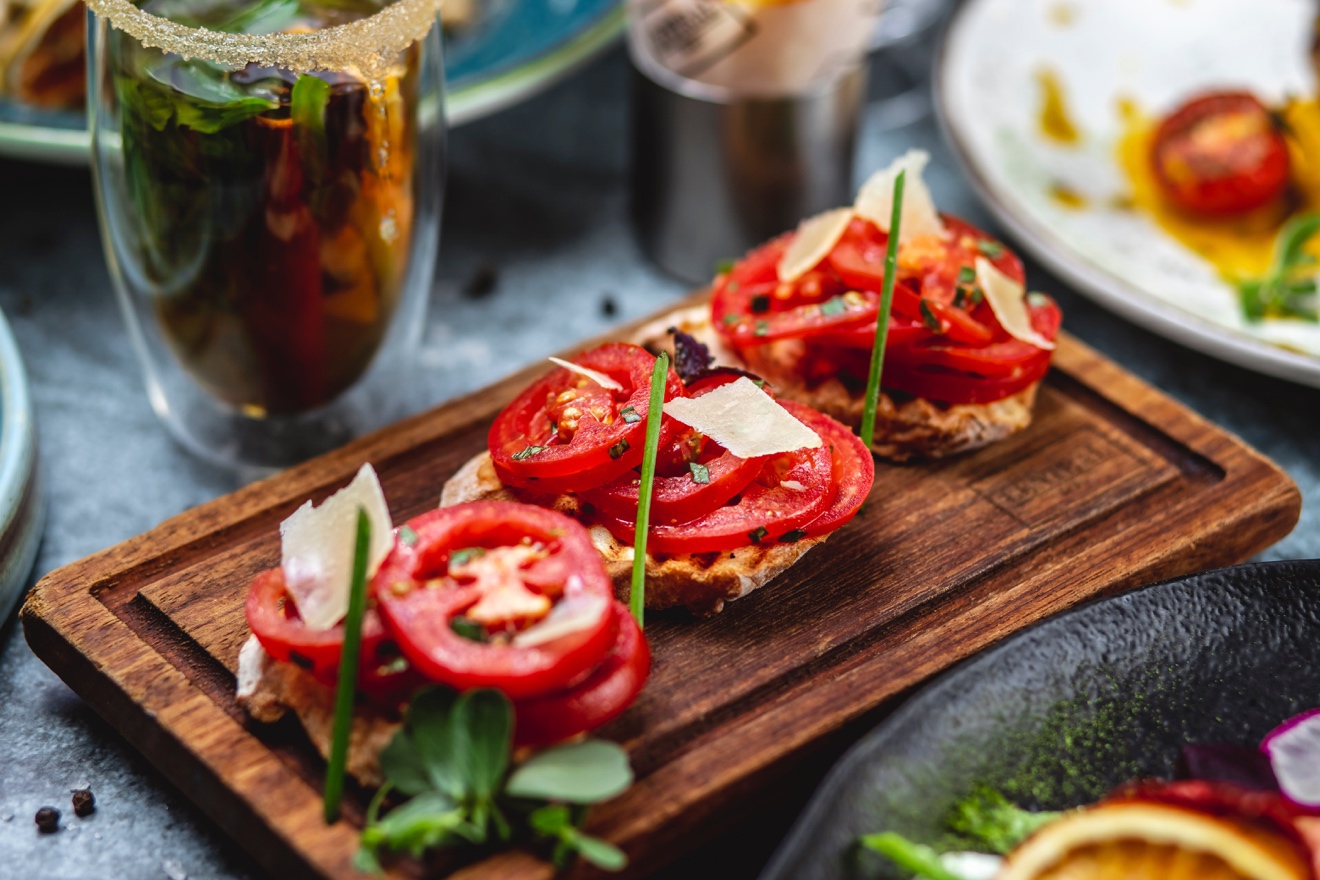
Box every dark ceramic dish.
[759,559,1320,880]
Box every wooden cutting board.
[21,312,1300,880]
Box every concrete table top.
[0,47,1315,880]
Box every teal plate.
[0,0,624,165]
[0,307,42,624]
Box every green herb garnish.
[449,617,487,643]
[715,259,736,275]
[324,508,372,823]
[398,525,418,547]
[449,547,486,568]
[953,287,968,308]
[512,445,545,461]
[820,296,847,317]
[609,439,631,460]
[859,833,961,880]
[957,266,976,285]
[689,462,711,484]
[747,526,769,544]
[919,299,943,333]
[1026,292,1050,308]
[630,352,670,627]
[619,405,641,424]
[358,688,632,872]
[977,240,1004,259]
[779,529,808,543]
[1236,213,1320,322]
[754,320,769,337]
[722,314,741,325]
[948,786,1062,854]
[860,170,907,449]
[970,287,984,306]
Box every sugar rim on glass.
[85,0,442,76]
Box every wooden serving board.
[22,311,1300,880]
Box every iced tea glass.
[88,0,444,470]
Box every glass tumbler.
[87,0,445,471]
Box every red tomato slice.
[1151,91,1291,217]
[374,502,619,701]
[489,344,683,492]
[245,567,418,704]
[788,403,874,537]
[513,602,650,747]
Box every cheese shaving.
[976,257,1056,350]
[777,207,854,282]
[547,356,623,391]
[280,463,394,631]
[854,150,947,243]
[663,377,821,458]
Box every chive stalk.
[630,352,669,628]
[324,507,372,823]
[859,171,906,449]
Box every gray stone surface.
[0,45,1316,880]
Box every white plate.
[0,307,42,624]
[935,0,1320,388]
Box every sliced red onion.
[1261,707,1320,814]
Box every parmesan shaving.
[663,377,821,458]
[777,207,854,282]
[854,150,947,243]
[976,257,1056,350]
[548,356,624,391]
[280,463,394,631]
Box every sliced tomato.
[374,502,619,701]
[489,344,683,493]
[513,602,650,747]
[1151,91,1291,217]
[245,566,418,703]
[789,404,874,537]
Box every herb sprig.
[1236,213,1320,322]
[324,507,372,823]
[630,352,670,627]
[356,688,632,873]
[860,171,907,448]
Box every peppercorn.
[71,789,95,817]
[35,806,59,833]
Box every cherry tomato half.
[374,502,619,701]
[1151,91,1291,217]
[489,344,684,493]
[513,602,650,747]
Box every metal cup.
[631,62,867,285]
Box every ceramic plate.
[936,0,1320,388]
[758,559,1320,880]
[0,0,623,165]
[0,307,42,624]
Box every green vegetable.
[449,547,485,567]
[630,352,669,627]
[359,686,633,872]
[620,405,641,424]
[957,266,976,285]
[689,462,711,484]
[947,786,1062,854]
[747,526,768,544]
[919,300,943,333]
[976,240,1004,259]
[609,439,631,460]
[449,617,487,643]
[715,259,736,275]
[860,170,907,449]
[324,508,372,823]
[859,833,962,880]
[398,525,418,547]
[1235,213,1320,322]
[820,296,848,317]
[512,445,545,461]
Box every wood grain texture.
[21,307,1301,880]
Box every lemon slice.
[998,802,1310,880]
[776,207,853,282]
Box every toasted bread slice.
[632,305,1039,462]
[441,451,826,616]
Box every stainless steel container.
[631,62,867,285]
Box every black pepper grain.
[35,806,59,833]
[599,295,617,317]
[71,788,95,817]
[463,263,499,300]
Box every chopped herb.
[722,313,741,325]
[948,786,1063,854]
[750,294,771,313]
[377,656,410,676]
[548,420,558,435]
[747,526,769,544]
[324,508,372,823]
[779,529,808,543]
[977,240,1004,259]
[449,617,487,643]
[953,287,968,308]
[1236,213,1320,322]
[609,439,631,460]
[957,266,976,285]
[1027,292,1050,308]
[752,378,767,389]
[631,353,670,628]
[512,445,545,461]
[449,547,486,568]
[754,320,769,337]
[619,406,641,424]
[689,462,711,484]
[715,259,735,275]
[819,296,847,317]
[398,525,418,547]
[970,287,985,306]
[861,170,907,449]
[919,299,944,333]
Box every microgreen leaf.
[449,617,487,643]
[861,171,906,450]
[323,508,372,823]
[361,791,472,859]
[947,786,1062,854]
[630,352,670,628]
[859,832,961,880]
[505,741,633,804]
[404,688,465,799]
[571,834,629,871]
[529,803,572,835]
[957,266,976,285]
[689,462,711,484]
[452,690,513,802]
[378,732,434,798]
[1235,213,1320,322]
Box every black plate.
[759,560,1320,880]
